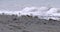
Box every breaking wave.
[0,6,60,20]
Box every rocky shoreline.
[0,15,60,32]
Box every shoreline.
[0,15,60,32]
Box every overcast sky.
[0,0,60,11]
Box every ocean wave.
[0,6,60,20]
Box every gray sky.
[0,0,60,11]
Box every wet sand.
[0,15,60,32]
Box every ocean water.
[0,6,60,20]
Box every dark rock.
[22,30,29,32]
[44,23,46,24]
[49,19,57,21]
[13,18,17,20]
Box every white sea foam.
[0,6,60,20]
